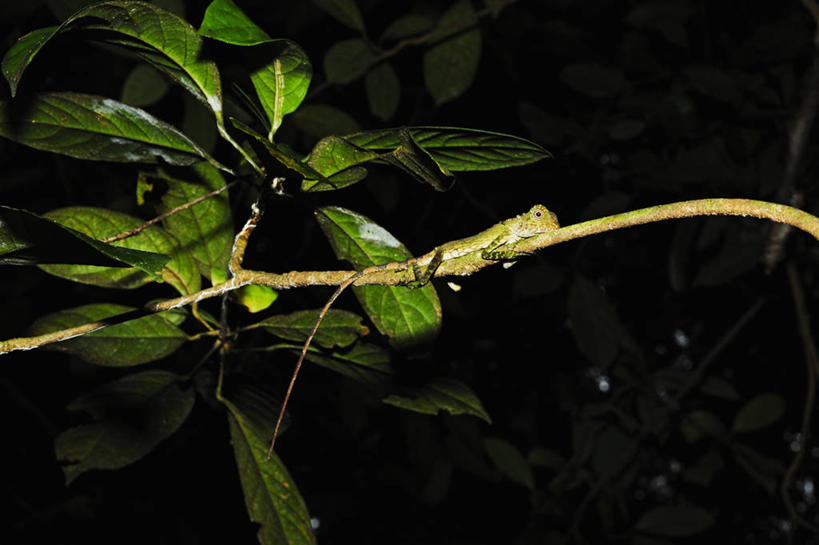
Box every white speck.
[310,517,320,530]
[596,375,610,393]
[446,282,462,292]
[673,328,689,348]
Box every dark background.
[2,0,818,543]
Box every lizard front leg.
[480,236,532,261]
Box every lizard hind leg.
[401,249,444,288]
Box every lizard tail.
[267,272,360,458]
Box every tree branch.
[2,198,818,355]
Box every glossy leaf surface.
[0,205,169,275]
[42,206,200,295]
[315,206,441,348]
[222,385,316,545]
[345,126,550,172]
[259,309,367,349]
[29,303,187,366]
[0,93,215,166]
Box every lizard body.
[267,205,560,456]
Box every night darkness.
[2,0,819,544]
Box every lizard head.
[508,204,560,236]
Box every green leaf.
[383,378,491,423]
[55,370,194,484]
[732,393,785,433]
[249,40,312,138]
[0,205,169,275]
[312,0,366,33]
[681,410,726,443]
[302,136,379,191]
[365,62,400,121]
[198,0,271,45]
[2,1,242,164]
[315,206,442,348]
[699,376,740,400]
[221,385,316,545]
[382,128,455,191]
[324,38,375,85]
[259,309,367,349]
[236,285,278,313]
[731,442,784,494]
[0,93,218,167]
[139,163,233,283]
[1,25,59,96]
[120,64,170,107]
[591,425,637,479]
[559,63,625,98]
[634,506,714,537]
[41,206,200,295]
[288,104,360,140]
[231,117,332,184]
[302,341,393,386]
[568,276,625,366]
[381,13,435,41]
[29,303,187,366]
[345,126,550,172]
[483,437,535,489]
[423,0,481,105]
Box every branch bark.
[2,198,818,355]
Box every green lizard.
[267,204,560,457]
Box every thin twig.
[306,0,519,100]
[102,181,237,243]
[764,0,819,270]
[2,199,818,355]
[781,262,819,532]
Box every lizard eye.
[534,210,542,217]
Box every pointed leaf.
[0,205,169,275]
[249,40,312,138]
[732,393,785,433]
[29,303,187,366]
[382,13,436,41]
[312,0,366,33]
[41,206,200,295]
[344,126,550,172]
[634,506,714,537]
[221,385,316,545]
[568,276,626,366]
[120,64,170,107]
[2,1,241,161]
[383,378,491,423]
[483,437,535,489]
[0,93,217,166]
[1,26,59,96]
[288,104,360,140]
[139,163,233,282]
[382,128,455,191]
[198,0,272,45]
[423,0,481,105]
[302,341,392,386]
[302,136,379,191]
[315,206,442,348]
[259,309,367,349]
[324,38,375,85]
[55,370,194,484]
[365,62,400,121]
